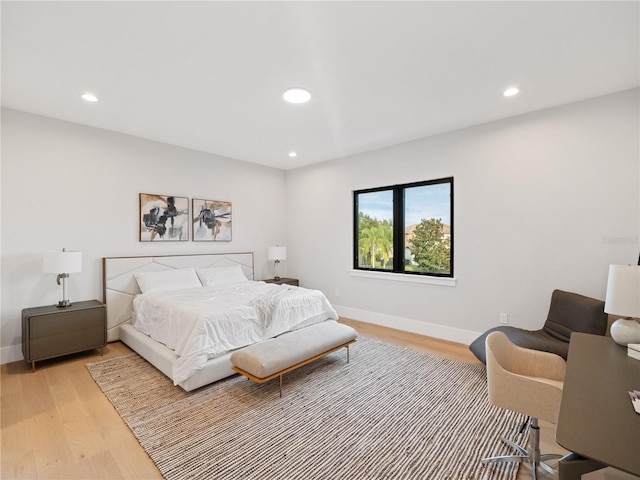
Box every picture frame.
[192,198,232,242]
[139,193,189,242]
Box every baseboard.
[334,305,480,346]
[1,344,23,365]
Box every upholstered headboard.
[102,252,254,342]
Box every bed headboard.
[103,252,254,342]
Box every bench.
[230,320,357,397]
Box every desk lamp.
[43,248,83,307]
[604,264,640,346]
[268,246,287,280]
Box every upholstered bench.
[230,320,357,397]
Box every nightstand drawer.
[30,308,104,337]
[30,326,105,360]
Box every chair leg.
[482,439,529,466]
[502,437,528,456]
[482,417,560,479]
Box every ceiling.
[2,1,639,170]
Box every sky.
[358,183,451,226]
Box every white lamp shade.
[268,246,287,261]
[43,250,83,274]
[604,264,640,318]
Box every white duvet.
[132,281,338,384]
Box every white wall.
[286,89,640,344]
[1,108,288,362]
[2,90,638,363]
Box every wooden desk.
[556,333,640,478]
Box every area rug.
[87,337,527,480]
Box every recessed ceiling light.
[503,87,520,97]
[81,92,99,102]
[289,152,298,158]
[283,88,311,104]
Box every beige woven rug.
[87,337,526,480]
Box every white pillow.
[134,267,202,294]
[196,264,249,287]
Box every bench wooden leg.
[279,375,283,398]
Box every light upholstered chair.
[483,331,566,480]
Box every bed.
[103,253,338,391]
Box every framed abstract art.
[139,193,189,242]
[192,198,232,241]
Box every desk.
[556,333,640,478]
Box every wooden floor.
[1,319,634,480]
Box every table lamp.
[43,248,83,307]
[268,246,287,280]
[604,264,640,346]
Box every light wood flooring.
[1,318,635,479]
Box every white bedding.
[132,281,338,384]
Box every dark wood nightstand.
[22,300,107,372]
[263,277,299,286]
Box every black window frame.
[353,177,454,278]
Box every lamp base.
[610,317,640,346]
[273,259,281,281]
[57,300,72,308]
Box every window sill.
[349,269,457,287]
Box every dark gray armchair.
[469,289,608,364]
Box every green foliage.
[358,213,450,274]
[409,218,451,274]
[358,213,393,269]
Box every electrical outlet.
[499,313,508,324]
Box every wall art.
[192,198,232,241]
[139,193,189,242]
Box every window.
[354,177,453,277]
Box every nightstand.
[22,300,107,372]
[263,277,299,286]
